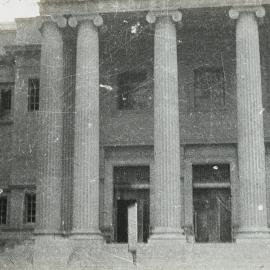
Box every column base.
[236,227,270,242]
[149,227,186,241]
[70,229,104,241]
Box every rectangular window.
[0,83,13,117]
[117,71,147,110]
[1,89,11,111]
[24,193,36,224]
[28,79,39,112]
[194,67,225,111]
[0,196,7,225]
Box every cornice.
[0,23,16,32]
[39,0,270,15]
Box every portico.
[34,1,270,244]
[2,0,270,268]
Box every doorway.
[114,166,150,243]
[193,188,231,242]
[116,197,149,243]
[192,164,232,243]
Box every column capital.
[37,15,67,31]
[68,14,103,28]
[229,6,265,20]
[146,10,182,24]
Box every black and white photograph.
[0,0,270,269]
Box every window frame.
[0,82,14,118]
[28,78,40,112]
[0,194,8,226]
[23,191,36,225]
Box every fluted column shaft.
[71,17,102,238]
[230,6,269,239]
[61,37,76,233]
[147,11,184,239]
[36,21,64,234]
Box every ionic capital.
[229,6,265,20]
[37,15,67,31]
[68,14,103,28]
[146,10,182,24]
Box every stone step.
[0,241,270,270]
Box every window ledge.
[2,226,35,232]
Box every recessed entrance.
[192,164,232,243]
[114,166,150,243]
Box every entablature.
[39,0,270,16]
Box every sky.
[0,0,39,22]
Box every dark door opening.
[193,188,232,243]
[115,195,150,243]
[192,164,232,243]
[117,199,134,243]
[114,166,150,243]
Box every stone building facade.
[1,0,270,268]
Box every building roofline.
[15,17,39,23]
[0,22,16,32]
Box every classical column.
[69,15,103,239]
[229,6,270,239]
[35,16,66,235]
[146,10,185,240]
[61,35,76,233]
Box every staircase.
[136,242,270,270]
[0,240,270,270]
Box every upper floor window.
[0,196,7,225]
[117,71,147,110]
[0,83,13,117]
[194,67,225,111]
[28,78,39,112]
[23,192,36,224]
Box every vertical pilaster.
[35,17,66,235]
[69,15,103,239]
[146,10,185,240]
[229,6,270,239]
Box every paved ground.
[1,241,270,270]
